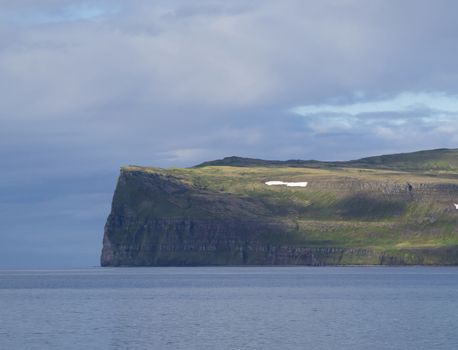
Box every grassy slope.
[196,148,458,173]
[349,148,458,171]
[122,159,458,258]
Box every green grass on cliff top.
[120,155,458,252]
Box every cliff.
[101,149,458,266]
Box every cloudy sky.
[2,0,458,266]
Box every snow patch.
[454,203,458,210]
[265,181,308,187]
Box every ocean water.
[1,267,457,350]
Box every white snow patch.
[265,181,308,187]
[454,203,458,210]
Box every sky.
[1,0,458,267]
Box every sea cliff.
[101,149,458,266]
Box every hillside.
[195,148,458,172]
[101,149,458,266]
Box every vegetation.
[195,148,458,173]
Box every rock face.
[101,152,458,266]
[101,170,288,266]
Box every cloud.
[158,148,210,163]
[291,92,458,117]
[3,1,458,121]
[0,1,120,25]
[290,92,458,141]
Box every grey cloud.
[3,0,458,119]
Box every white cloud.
[290,92,458,140]
[291,92,458,116]
[158,148,210,163]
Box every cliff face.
[101,170,287,266]
[101,153,458,266]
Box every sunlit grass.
[119,162,458,258]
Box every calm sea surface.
[1,267,457,350]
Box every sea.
[1,266,457,350]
